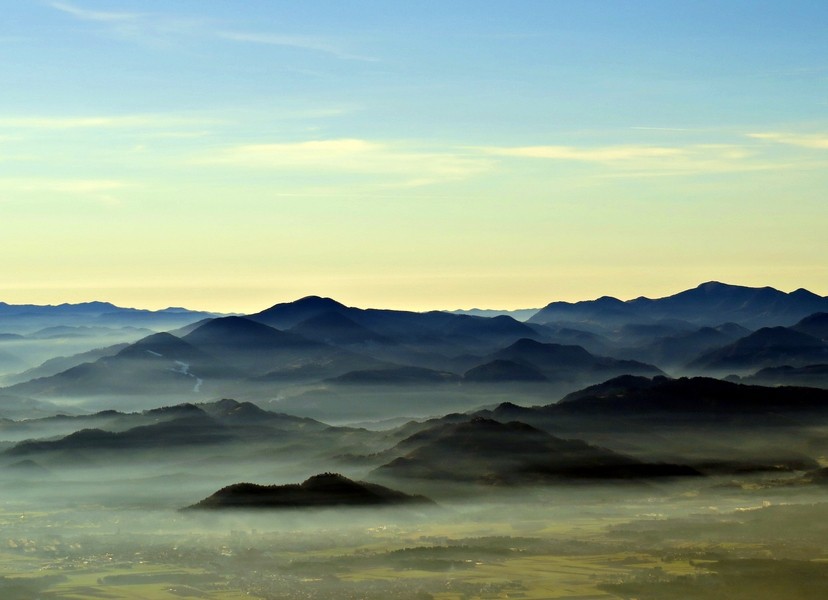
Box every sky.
[1,0,826,313]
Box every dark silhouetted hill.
[185,315,389,380]
[197,398,328,430]
[113,332,214,363]
[7,410,230,455]
[525,324,615,356]
[463,359,548,382]
[792,312,828,341]
[617,324,750,368]
[740,364,828,389]
[4,332,223,397]
[0,399,331,456]
[250,297,548,364]
[374,417,698,484]
[689,327,828,372]
[2,343,130,386]
[249,296,351,330]
[441,314,540,341]
[288,311,391,346]
[465,376,828,474]
[186,473,432,509]
[182,316,330,374]
[476,338,662,383]
[555,375,828,416]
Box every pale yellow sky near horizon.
[3,130,825,314]
[0,270,825,314]
[2,2,826,314]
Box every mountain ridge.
[529,281,828,330]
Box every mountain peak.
[696,281,728,291]
[592,295,624,305]
[144,403,205,417]
[507,337,546,350]
[301,472,354,489]
[293,296,347,309]
[250,296,351,330]
[791,288,821,300]
[118,332,201,358]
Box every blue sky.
[1,1,826,311]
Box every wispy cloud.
[0,113,218,130]
[196,139,490,186]
[49,2,375,60]
[629,126,693,132]
[0,178,128,206]
[50,1,141,22]
[0,115,147,129]
[748,132,828,149]
[480,144,686,162]
[14,179,127,193]
[475,142,793,177]
[219,31,377,61]
[49,1,208,47]
[202,139,380,168]
[0,106,347,132]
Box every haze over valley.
[2,282,828,598]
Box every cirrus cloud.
[50,1,141,22]
[748,132,828,149]
[0,178,129,206]
[474,142,796,177]
[0,113,217,130]
[479,144,685,162]
[218,31,377,62]
[196,139,492,186]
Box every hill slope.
[186,473,432,509]
[374,417,697,484]
[689,327,828,373]
[477,338,663,382]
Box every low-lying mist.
[3,463,828,600]
[2,394,827,600]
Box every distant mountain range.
[4,286,828,508]
[449,308,540,321]
[529,281,828,330]
[3,282,828,419]
[0,301,226,383]
[472,338,662,382]
[2,321,662,409]
[3,281,825,336]
[0,301,222,334]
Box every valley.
[1,282,828,598]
